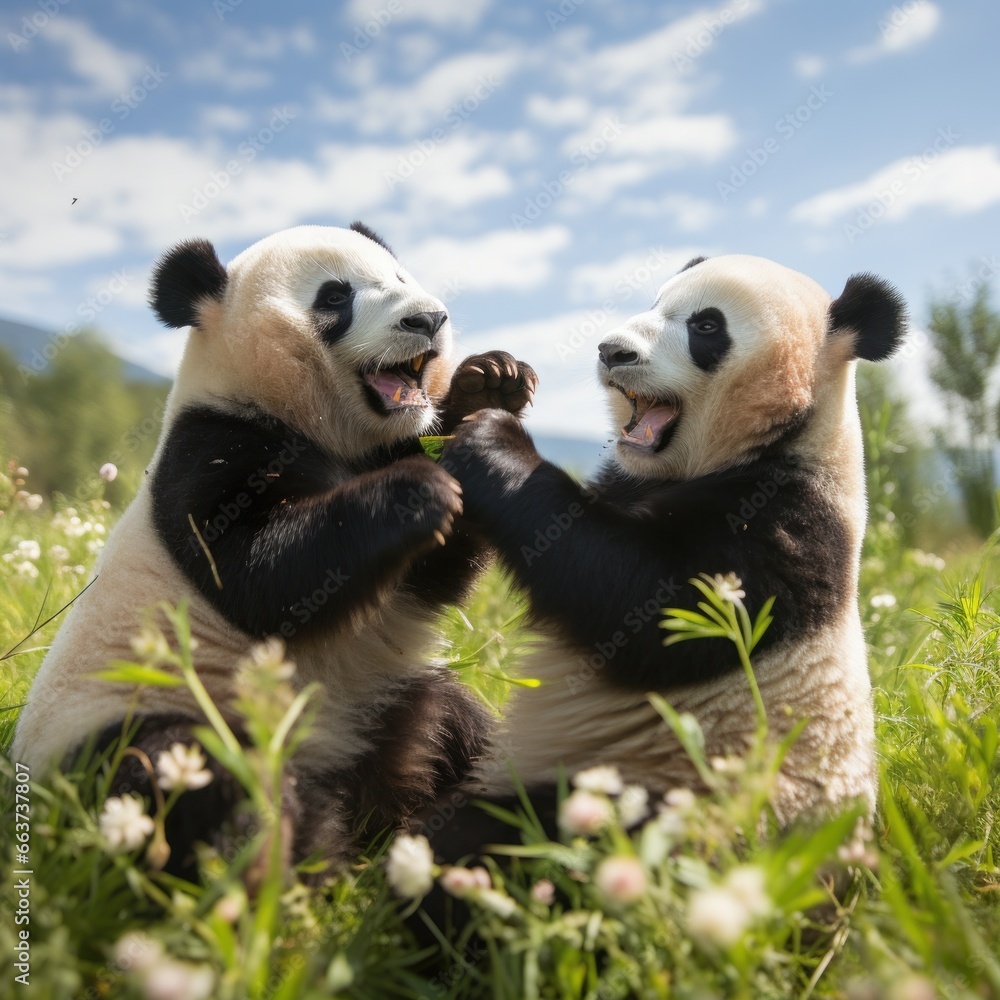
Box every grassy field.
[0,455,998,1000]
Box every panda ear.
[349,220,396,258]
[828,272,907,362]
[150,239,228,329]
[679,255,707,273]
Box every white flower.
[440,865,491,898]
[559,789,614,836]
[49,545,69,562]
[385,834,435,899]
[114,931,163,972]
[99,462,118,482]
[15,540,40,560]
[141,958,214,1000]
[664,787,696,811]
[724,866,770,918]
[100,794,155,852]
[13,491,43,511]
[156,743,213,792]
[687,884,752,948]
[16,466,28,477]
[711,572,746,603]
[594,856,647,903]
[13,561,39,579]
[242,636,296,681]
[476,889,518,919]
[617,785,649,827]
[870,593,897,608]
[572,764,624,796]
[530,879,555,905]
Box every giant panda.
[11,221,536,876]
[422,253,905,860]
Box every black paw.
[392,455,465,548]
[442,352,538,427]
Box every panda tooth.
[393,385,403,403]
[645,424,654,440]
[412,353,424,373]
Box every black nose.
[400,311,448,337]
[598,342,640,369]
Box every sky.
[2,0,998,443]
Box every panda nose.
[598,342,640,369]
[400,311,448,337]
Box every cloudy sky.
[3,0,998,442]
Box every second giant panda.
[12,222,536,875]
[425,254,905,857]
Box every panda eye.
[313,279,352,311]
[687,308,726,337]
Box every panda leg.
[85,714,303,883]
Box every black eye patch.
[686,307,731,373]
[313,279,355,345]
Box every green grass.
[1,461,999,999]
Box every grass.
[0,458,999,1000]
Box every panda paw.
[441,409,540,488]
[441,351,538,428]
[393,456,465,548]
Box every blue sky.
[3,0,998,440]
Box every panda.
[422,253,906,859]
[11,221,537,876]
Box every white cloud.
[198,105,253,132]
[321,49,525,137]
[618,193,721,231]
[344,0,493,30]
[525,94,591,127]
[404,226,571,297]
[43,18,146,99]
[568,246,705,304]
[180,51,272,92]
[569,112,737,163]
[847,1,941,63]
[793,54,826,79]
[791,145,1000,226]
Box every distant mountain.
[0,316,169,385]
[534,433,611,477]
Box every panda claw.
[433,530,447,546]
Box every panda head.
[150,222,453,458]
[596,254,907,479]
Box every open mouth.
[613,385,681,452]
[362,351,436,413]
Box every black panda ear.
[829,272,907,362]
[679,256,707,273]
[350,220,396,258]
[150,239,228,329]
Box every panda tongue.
[621,402,677,450]
[366,370,425,408]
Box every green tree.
[927,281,1000,536]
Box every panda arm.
[151,406,461,639]
[443,411,850,690]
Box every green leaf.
[418,435,454,462]
[88,661,183,687]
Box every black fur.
[88,714,280,882]
[829,272,907,362]
[441,411,851,690]
[686,306,731,373]
[349,220,395,257]
[312,278,355,345]
[680,255,708,272]
[150,404,476,641]
[150,239,228,329]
